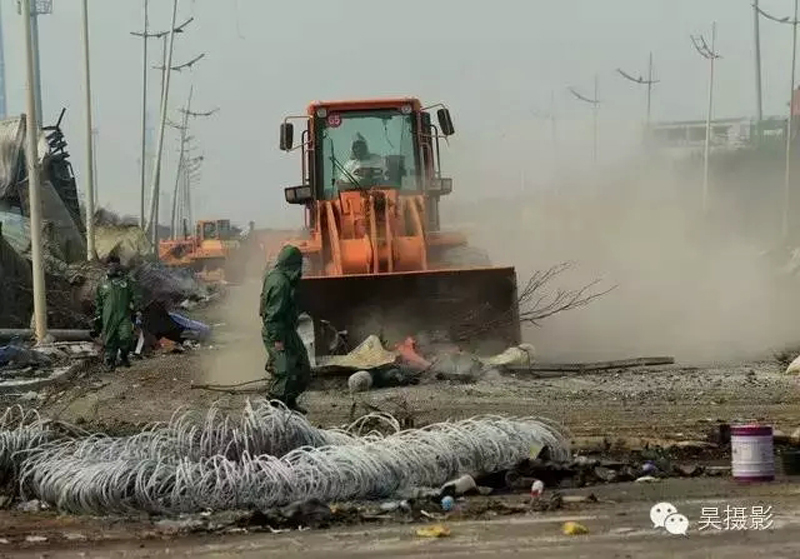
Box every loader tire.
[440,245,492,268]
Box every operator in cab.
[337,133,386,186]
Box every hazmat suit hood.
[274,245,303,285]
[107,262,124,279]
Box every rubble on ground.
[318,332,536,392]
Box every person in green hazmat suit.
[260,245,311,414]
[93,255,140,371]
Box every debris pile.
[0,400,571,515]
[317,332,536,392]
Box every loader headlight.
[284,184,314,204]
[315,107,328,118]
[401,104,412,115]
[429,177,453,195]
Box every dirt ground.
[30,280,800,440]
[4,282,800,557]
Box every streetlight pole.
[16,0,52,124]
[139,0,148,229]
[617,52,660,142]
[785,0,799,239]
[568,80,600,167]
[757,2,800,238]
[754,0,764,140]
[691,23,721,215]
[131,10,194,233]
[80,0,96,260]
[593,75,599,165]
[20,0,47,342]
[146,0,179,250]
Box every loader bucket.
[296,266,521,356]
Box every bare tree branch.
[452,262,616,342]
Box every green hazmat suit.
[94,266,139,367]
[260,245,311,409]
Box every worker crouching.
[93,255,140,371]
[260,244,311,414]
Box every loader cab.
[279,98,455,224]
[196,219,233,242]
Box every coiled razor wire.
[0,400,570,516]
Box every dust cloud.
[201,268,267,387]
[451,155,800,364]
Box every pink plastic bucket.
[731,425,774,482]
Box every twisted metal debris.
[0,400,570,515]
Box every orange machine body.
[159,219,242,283]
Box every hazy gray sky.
[0,0,794,227]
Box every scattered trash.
[17,499,47,512]
[348,370,373,393]
[379,500,410,513]
[635,475,660,483]
[481,343,535,368]
[562,521,589,535]
[562,494,598,504]
[63,532,87,542]
[395,337,431,371]
[674,464,703,477]
[24,535,48,543]
[594,466,618,483]
[530,479,544,498]
[441,495,455,512]
[416,524,451,538]
[785,354,800,375]
[428,351,484,383]
[642,461,657,475]
[441,474,477,497]
[155,518,207,534]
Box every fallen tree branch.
[453,262,616,341]
[507,356,675,376]
[517,262,617,326]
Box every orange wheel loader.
[159,219,243,284]
[276,97,521,355]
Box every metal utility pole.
[170,87,193,238]
[91,127,99,206]
[145,0,180,250]
[130,11,194,230]
[754,0,764,139]
[138,0,148,229]
[757,2,799,238]
[786,1,799,240]
[569,78,601,166]
[169,95,217,237]
[617,52,660,134]
[691,24,721,215]
[81,0,96,260]
[20,0,47,341]
[0,2,7,119]
[531,90,559,162]
[16,0,52,125]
